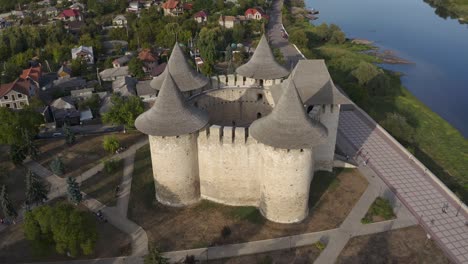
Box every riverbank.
[282,0,468,203]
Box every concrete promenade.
[338,108,468,263]
[266,0,467,262]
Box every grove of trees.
[23,203,98,257]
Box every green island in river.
[282,0,468,203]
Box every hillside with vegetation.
[283,0,468,203]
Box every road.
[267,0,305,69]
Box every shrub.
[103,136,120,154]
[314,241,326,251]
[221,226,231,239]
[50,157,64,176]
[103,159,120,174]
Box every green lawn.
[361,197,396,224]
[81,159,124,206]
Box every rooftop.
[150,43,208,92]
[250,77,328,149]
[269,60,351,105]
[135,71,209,137]
[236,35,289,80]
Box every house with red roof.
[138,49,159,73]
[245,7,268,20]
[162,0,183,16]
[58,9,82,21]
[0,66,42,110]
[194,10,208,23]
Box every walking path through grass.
[22,138,149,257]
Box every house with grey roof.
[99,66,130,81]
[112,76,137,96]
[136,80,156,101]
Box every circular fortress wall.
[189,88,275,127]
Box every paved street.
[338,108,468,263]
[267,0,304,68]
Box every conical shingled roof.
[135,72,209,137]
[250,78,328,149]
[150,43,209,92]
[236,35,289,80]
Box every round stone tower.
[135,45,209,206]
[236,34,289,86]
[250,78,328,223]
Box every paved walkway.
[22,139,149,257]
[338,108,468,263]
[117,150,136,217]
[162,165,416,263]
[267,0,304,68]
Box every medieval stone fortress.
[135,35,350,223]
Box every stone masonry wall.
[149,134,201,206]
[260,146,314,223]
[314,104,340,171]
[197,125,315,223]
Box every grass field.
[361,197,395,224]
[81,159,124,206]
[128,145,368,251]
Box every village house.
[0,66,42,110]
[138,49,158,74]
[58,9,82,21]
[50,96,81,127]
[69,2,85,11]
[99,66,130,81]
[193,10,208,23]
[112,76,137,96]
[162,0,184,16]
[57,65,72,79]
[219,15,240,29]
[127,1,143,13]
[113,15,127,27]
[113,54,133,68]
[245,7,268,20]
[71,46,94,64]
[136,80,156,101]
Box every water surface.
[308,0,468,137]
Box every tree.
[10,144,26,166]
[349,61,381,86]
[381,113,415,143]
[2,61,22,83]
[290,30,308,48]
[66,177,82,205]
[0,107,43,146]
[102,95,144,129]
[103,136,120,154]
[78,94,101,117]
[63,124,76,145]
[0,185,18,221]
[145,246,169,264]
[128,57,145,79]
[232,24,245,43]
[50,157,65,176]
[25,170,48,207]
[24,203,98,257]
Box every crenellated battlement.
[200,125,252,145]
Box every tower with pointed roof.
[135,35,349,223]
[135,71,208,206]
[236,34,289,87]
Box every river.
[307,0,468,137]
